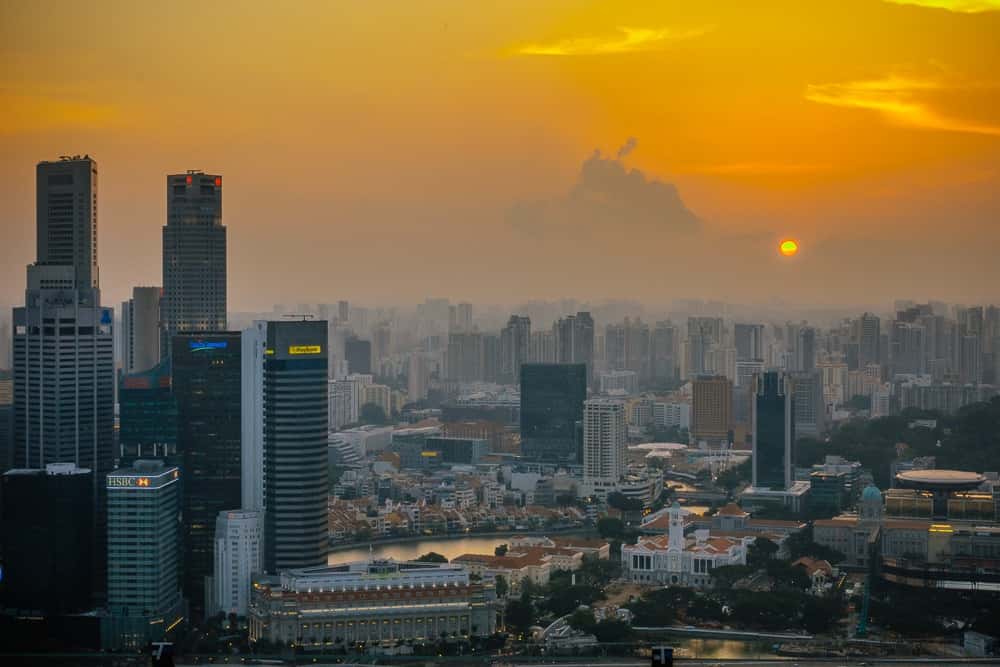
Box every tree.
[716,459,751,494]
[597,516,625,540]
[846,394,871,411]
[748,537,780,567]
[607,492,643,512]
[415,551,447,563]
[567,608,596,631]
[504,598,535,635]
[495,543,508,556]
[494,574,508,598]
[359,402,388,425]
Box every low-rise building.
[622,502,750,588]
[249,559,496,648]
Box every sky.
[1,0,999,311]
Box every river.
[328,535,532,564]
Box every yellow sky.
[1,0,998,309]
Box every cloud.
[805,75,1000,137]
[616,137,638,160]
[883,0,1000,12]
[507,141,700,241]
[0,91,121,133]
[514,26,710,56]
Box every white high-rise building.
[120,286,162,374]
[210,510,261,617]
[583,399,626,497]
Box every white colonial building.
[622,502,751,588]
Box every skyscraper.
[345,335,372,375]
[162,171,226,351]
[554,312,595,383]
[500,315,531,385]
[118,361,177,465]
[734,323,764,362]
[173,332,242,618]
[120,286,162,374]
[13,156,114,599]
[582,398,626,497]
[855,313,880,368]
[520,363,587,464]
[242,320,329,573]
[651,320,678,384]
[0,463,94,615]
[752,371,794,490]
[691,375,732,445]
[105,460,184,650]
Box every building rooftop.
[895,469,986,490]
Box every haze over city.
[4,2,1000,665]
[3,0,999,310]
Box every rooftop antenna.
[283,313,315,321]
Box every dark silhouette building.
[172,333,241,619]
[0,464,94,614]
[520,363,587,464]
[345,335,372,375]
[162,171,226,353]
[118,360,176,465]
[752,371,794,490]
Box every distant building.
[554,312,595,385]
[752,371,793,491]
[162,171,226,348]
[691,375,732,446]
[598,369,639,395]
[424,436,489,464]
[501,315,531,385]
[120,286,161,374]
[345,335,372,375]
[582,398,626,498]
[734,323,764,362]
[209,510,261,617]
[520,363,587,464]
[104,460,184,650]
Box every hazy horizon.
[3,1,999,311]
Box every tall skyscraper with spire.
[12,155,114,599]
[161,171,227,353]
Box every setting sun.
[780,239,799,257]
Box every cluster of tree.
[415,552,448,563]
[785,525,846,563]
[795,398,1000,487]
[566,608,634,643]
[715,459,751,495]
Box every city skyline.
[3,2,1000,309]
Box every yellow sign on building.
[288,345,322,355]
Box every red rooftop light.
[185,175,192,185]
[215,176,222,187]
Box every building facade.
[520,363,586,464]
[120,286,161,374]
[582,398,626,497]
[161,171,226,349]
[105,460,184,650]
[172,332,242,618]
[210,510,261,617]
[242,320,329,573]
[249,559,496,648]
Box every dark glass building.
[243,320,329,573]
[752,371,794,490]
[162,172,227,353]
[0,464,94,614]
[345,335,372,375]
[172,332,241,619]
[520,363,587,464]
[118,360,177,465]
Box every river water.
[328,535,527,564]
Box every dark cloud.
[616,136,638,159]
[507,142,701,241]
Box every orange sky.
[1,0,998,310]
